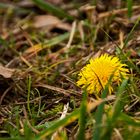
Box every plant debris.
[0,0,140,140]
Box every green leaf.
[32,0,74,20]
[77,89,88,140]
[44,32,70,47]
[123,18,139,48]
[0,2,31,14]
[127,0,133,18]
[93,72,119,140]
[35,109,80,139]
[112,79,128,121]
[119,113,140,127]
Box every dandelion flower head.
[77,54,129,94]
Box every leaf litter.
[0,0,140,139]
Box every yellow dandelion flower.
[77,54,129,94]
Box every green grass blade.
[33,32,70,51]
[119,112,140,127]
[32,0,74,20]
[44,32,70,47]
[0,138,24,140]
[112,79,128,120]
[117,52,140,74]
[77,89,88,140]
[97,80,128,140]
[0,36,8,47]
[127,0,133,18]
[92,71,118,140]
[101,79,128,139]
[35,109,80,139]
[123,18,139,48]
[116,19,140,74]
[0,37,8,54]
[27,75,32,116]
[103,17,140,74]
[92,86,109,140]
[0,2,31,14]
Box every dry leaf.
[0,65,15,78]
[33,15,71,31]
[33,15,61,28]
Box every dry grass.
[0,0,140,140]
